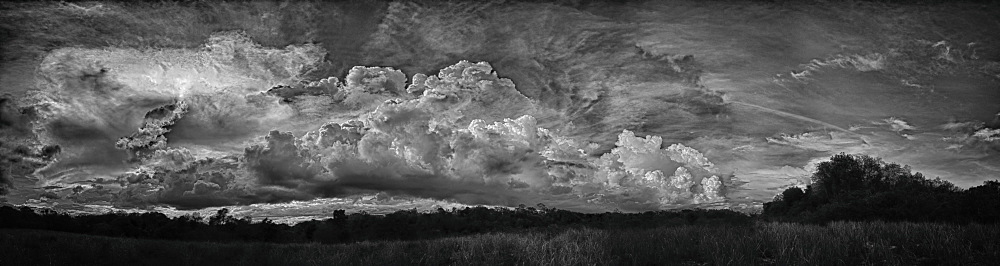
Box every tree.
[781,187,805,205]
[762,154,976,223]
[966,180,1000,222]
[209,208,231,226]
[333,209,347,221]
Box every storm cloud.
[101,59,732,211]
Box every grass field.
[2,222,998,265]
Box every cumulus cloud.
[108,60,732,211]
[116,101,188,162]
[244,130,323,190]
[344,66,408,95]
[588,130,727,208]
[7,14,733,211]
[111,60,542,208]
[20,36,730,210]
[405,61,536,125]
[115,154,256,209]
[122,120,729,210]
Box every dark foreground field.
[2,222,998,266]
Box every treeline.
[4,153,999,244]
[762,153,1000,224]
[0,205,751,244]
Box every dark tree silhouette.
[764,153,1000,224]
[781,187,805,205]
[0,204,751,245]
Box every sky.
[1,0,998,221]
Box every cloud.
[1,96,61,195]
[757,119,1000,194]
[1,97,32,194]
[244,130,322,189]
[202,31,326,82]
[265,77,341,103]
[872,117,917,135]
[407,60,537,125]
[802,53,887,75]
[362,1,718,147]
[345,66,408,95]
[972,128,1000,142]
[0,96,37,138]
[765,132,868,153]
[942,120,1000,151]
[9,11,733,210]
[587,130,728,207]
[11,11,736,211]
[115,101,188,161]
[107,60,733,211]
[27,31,326,185]
[164,93,300,148]
[111,60,544,208]
[115,154,256,209]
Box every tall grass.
[3,222,998,265]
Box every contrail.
[729,101,861,136]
